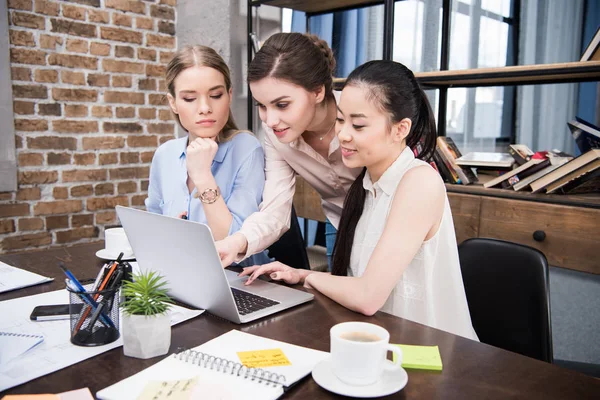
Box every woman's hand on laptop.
[215,233,248,268]
[240,262,313,286]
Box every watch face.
[200,188,219,203]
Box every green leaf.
[120,270,173,316]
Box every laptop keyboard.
[231,288,280,315]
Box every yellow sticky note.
[392,344,443,371]
[236,348,292,368]
[137,377,198,400]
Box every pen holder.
[67,280,120,347]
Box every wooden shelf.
[332,61,600,89]
[251,0,381,14]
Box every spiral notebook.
[97,330,328,400]
[0,331,44,365]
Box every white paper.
[0,289,204,392]
[0,261,54,294]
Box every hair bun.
[305,34,336,76]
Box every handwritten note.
[392,344,443,371]
[137,377,234,400]
[236,348,292,368]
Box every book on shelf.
[433,148,459,183]
[483,157,550,189]
[580,25,600,62]
[545,158,600,194]
[455,152,514,169]
[512,151,573,191]
[530,149,600,193]
[435,137,478,185]
[508,144,534,166]
[567,117,600,154]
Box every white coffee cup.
[330,321,403,386]
[104,227,133,258]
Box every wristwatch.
[195,187,220,204]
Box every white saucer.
[95,249,135,261]
[312,357,408,398]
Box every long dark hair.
[248,32,336,99]
[331,60,437,277]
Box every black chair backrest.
[458,238,553,362]
[266,207,310,270]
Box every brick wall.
[0,0,177,253]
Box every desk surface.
[1,243,599,399]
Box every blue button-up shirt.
[145,132,271,265]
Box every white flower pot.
[122,313,171,359]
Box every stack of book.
[433,137,478,185]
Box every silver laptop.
[115,206,314,324]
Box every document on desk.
[0,261,54,294]
[0,289,204,392]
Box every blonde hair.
[166,45,242,142]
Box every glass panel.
[448,12,472,69]
[478,16,509,68]
[481,0,511,18]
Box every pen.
[65,278,114,329]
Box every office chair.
[458,238,553,363]
[266,206,311,270]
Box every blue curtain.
[577,0,600,126]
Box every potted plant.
[120,270,173,359]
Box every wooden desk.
[1,243,599,398]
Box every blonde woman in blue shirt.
[146,45,270,265]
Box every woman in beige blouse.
[215,32,362,268]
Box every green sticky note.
[392,344,443,371]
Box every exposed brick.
[11,67,31,81]
[103,122,142,133]
[115,107,135,118]
[118,181,137,194]
[159,135,174,144]
[137,48,156,61]
[105,0,146,15]
[39,34,63,50]
[90,42,110,56]
[12,12,45,29]
[18,152,43,166]
[16,187,41,200]
[53,120,98,133]
[87,73,110,87]
[63,4,86,20]
[0,203,30,217]
[100,27,142,44]
[35,0,60,15]
[113,13,132,27]
[50,18,96,38]
[86,195,129,211]
[158,20,175,36]
[158,109,173,121]
[70,184,93,197]
[151,4,174,20]
[15,136,23,148]
[82,136,125,150]
[62,169,107,182]
[159,0,176,5]
[48,54,97,70]
[66,38,88,53]
[140,150,155,163]
[62,71,86,85]
[89,9,109,24]
[35,200,82,216]
[14,100,35,115]
[96,210,116,224]
[120,152,139,164]
[104,91,144,104]
[45,215,68,230]
[18,171,58,184]
[38,103,61,116]
[95,183,114,195]
[47,152,71,165]
[148,123,174,134]
[109,166,149,180]
[64,105,88,117]
[8,0,32,11]
[135,17,153,30]
[53,88,98,102]
[115,45,134,58]
[74,152,96,165]
[145,64,166,77]
[157,79,167,92]
[27,136,76,150]
[13,84,47,99]
[9,30,35,46]
[127,135,157,147]
[102,59,144,74]
[92,106,112,118]
[15,119,48,132]
[139,108,156,119]
[2,233,52,251]
[64,0,100,7]
[148,94,167,106]
[146,34,175,48]
[18,217,44,231]
[112,76,132,87]
[53,186,69,199]
[0,220,16,234]
[159,51,174,64]
[10,48,46,65]
[72,214,94,227]
[131,194,145,206]
[56,226,99,244]
[34,69,58,83]
[140,179,149,191]
[99,152,118,165]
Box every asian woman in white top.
[240,60,478,340]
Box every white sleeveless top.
[348,148,478,340]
